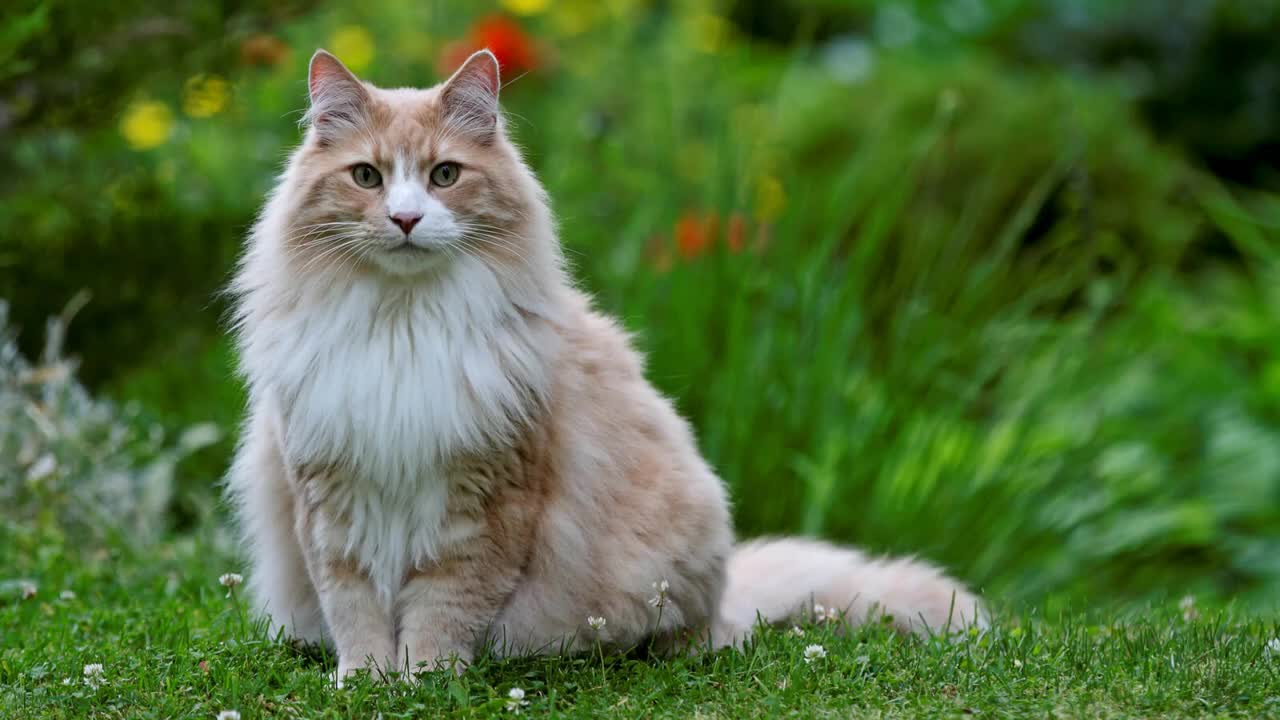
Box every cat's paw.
[331,656,397,687]
[328,667,352,689]
[403,651,470,681]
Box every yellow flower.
[686,12,732,54]
[119,100,174,150]
[551,0,603,35]
[329,25,375,72]
[182,74,230,118]
[754,174,785,223]
[501,0,551,15]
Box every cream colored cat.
[227,48,982,683]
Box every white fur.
[713,538,987,646]
[234,244,554,603]
[377,150,462,277]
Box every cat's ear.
[439,50,501,144]
[306,49,371,141]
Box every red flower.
[439,14,541,78]
[675,211,718,260]
[650,210,759,270]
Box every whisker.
[296,236,372,275]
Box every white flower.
[217,712,241,720]
[813,603,830,623]
[59,590,76,601]
[587,616,607,631]
[1266,638,1280,657]
[803,644,827,664]
[83,663,104,687]
[1013,659,1024,669]
[61,678,72,686]
[790,626,805,637]
[19,581,37,600]
[649,579,670,608]
[506,687,529,712]
[1179,595,1198,622]
[219,573,244,598]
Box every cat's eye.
[430,162,460,188]
[351,163,382,188]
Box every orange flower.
[675,211,718,260]
[438,14,541,78]
[651,210,759,270]
[240,34,290,67]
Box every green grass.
[3,532,1279,719]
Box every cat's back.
[527,289,733,621]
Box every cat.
[226,48,983,683]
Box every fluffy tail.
[711,538,984,648]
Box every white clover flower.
[1179,595,1198,622]
[219,573,244,598]
[83,663,104,687]
[506,687,529,712]
[649,579,670,608]
[59,590,76,601]
[216,712,241,720]
[803,644,827,664]
[19,581,37,600]
[790,626,805,638]
[587,616,607,631]
[61,678,72,686]
[1266,638,1280,657]
[1013,659,1024,669]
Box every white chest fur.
[240,258,551,601]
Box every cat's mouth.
[385,241,435,254]
[369,239,450,276]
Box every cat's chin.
[368,244,449,277]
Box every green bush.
[0,298,219,547]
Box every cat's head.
[272,49,556,282]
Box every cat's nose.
[389,211,423,235]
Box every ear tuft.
[439,50,501,143]
[305,49,370,138]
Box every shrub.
[0,297,219,547]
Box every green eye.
[430,162,460,187]
[351,163,382,188]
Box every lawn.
[3,532,1279,719]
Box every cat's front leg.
[312,556,396,685]
[293,484,396,685]
[396,552,519,678]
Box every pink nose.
[390,212,422,235]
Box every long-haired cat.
[227,48,983,682]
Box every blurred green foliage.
[2,0,1278,609]
[0,0,313,386]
